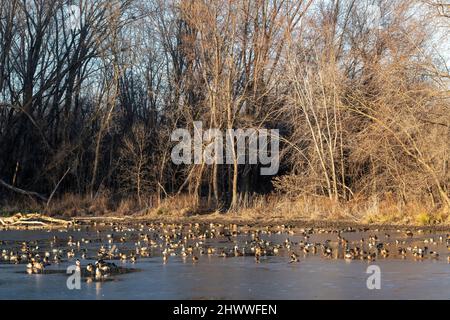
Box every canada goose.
[33,261,44,272]
[367,252,376,261]
[26,261,34,270]
[75,259,81,272]
[344,251,354,260]
[95,259,117,273]
[43,256,51,266]
[67,236,75,247]
[86,263,95,274]
[53,255,62,264]
[95,267,102,279]
[9,253,20,264]
[290,252,299,263]
[429,251,439,259]
[360,250,368,260]
[234,246,243,257]
[323,246,332,258]
[414,252,424,259]
[413,248,424,259]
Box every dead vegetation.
[0,1,449,224]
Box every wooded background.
[0,0,449,219]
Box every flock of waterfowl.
[0,222,449,280]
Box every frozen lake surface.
[0,224,449,299]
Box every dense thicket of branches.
[0,0,449,214]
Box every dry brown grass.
[2,192,449,226]
[143,194,201,218]
[45,193,114,217]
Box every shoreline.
[2,212,450,232]
[76,215,450,232]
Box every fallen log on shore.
[0,213,72,229]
